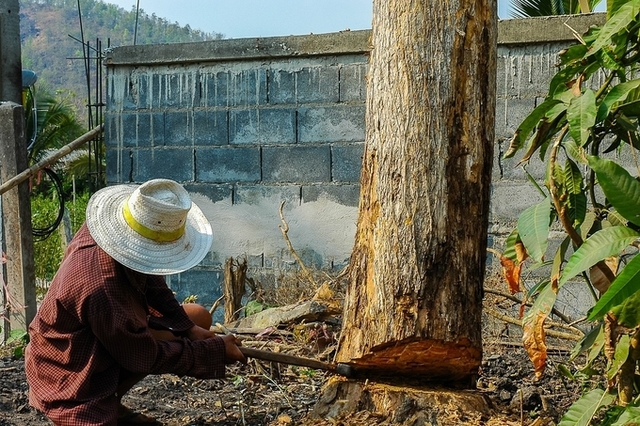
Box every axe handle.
[239,346,336,372]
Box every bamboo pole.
[0,124,103,196]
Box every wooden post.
[0,102,37,335]
[0,0,22,104]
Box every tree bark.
[336,0,496,385]
[223,257,247,324]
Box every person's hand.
[220,333,247,364]
[185,324,216,342]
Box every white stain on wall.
[190,192,357,266]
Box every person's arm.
[86,273,227,379]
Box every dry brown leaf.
[515,241,528,264]
[313,282,335,301]
[523,311,548,379]
[499,255,522,294]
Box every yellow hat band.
[123,200,186,243]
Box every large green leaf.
[587,0,640,58]
[611,288,640,328]
[588,254,640,321]
[597,79,640,122]
[504,99,563,159]
[607,334,630,380]
[518,197,551,263]
[558,388,616,426]
[567,90,596,147]
[611,405,640,425]
[588,156,640,226]
[560,226,640,287]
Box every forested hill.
[19,0,223,123]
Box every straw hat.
[86,179,213,275]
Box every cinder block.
[259,108,296,144]
[196,146,261,183]
[104,114,118,148]
[203,70,230,107]
[268,69,296,105]
[229,109,258,144]
[131,72,150,110]
[164,111,192,146]
[119,112,164,147]
[296,66,340,104]
[298,105,365,143]
[230,108,296,144]
[105,148,125,184]
[263,145,331,183]
[155,72,201,108]
[193,110,228,146]
[497,43,564,99]
[489,181,547,223]
[229,69,268,106]
[340,64,368,102]
[184,183,233,203]
[332,143,364,182]
[121,113,147,147]
[108,74,137,111]
[133,148,194,182]
[167,268,223,316]
[234,184,301,206]
[302,184,360,207]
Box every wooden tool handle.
[239,346,336,372]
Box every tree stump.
[311,378,503,425]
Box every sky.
[102,0,528,40]
[103,0,608,40]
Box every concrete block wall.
[104,15,608,318]
[104,31,369,312]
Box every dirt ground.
[0,276,589,425]
[0,331,585,425]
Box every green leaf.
[587,0,640,58]
[588,156,640,226]
[567,90,596,146]
[560,226,640,287]
[558,388,616,426]
[503,229,521,262]
[611,405,640,425]
[597,80,640,122]
[589,255,640,321]
[607,334,630,380]
[551,237,571,287]
[612,289,640,328]
[504,99,563,159]
[563,159,587,227]
[518,197,551,263]
[570,324,602,361]
[558,44,588,66]
[557,364,575,380]
[564,139,588,165]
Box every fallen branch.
[485,307,583,341]
[485,287,574,326]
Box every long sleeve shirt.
[25,223,225,425]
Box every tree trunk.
[336,0,496,385]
